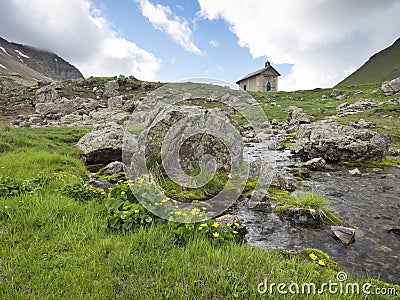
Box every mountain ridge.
[0,37,83,81]
[337,38,400,86]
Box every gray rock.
[76,123,125,165]
[348,168,361,176]
[336,99,381,116]
[330,89,342,97]
[60,113,83,125]
[303,157,326,171]
[35,83,60,104]
[279,207,325,227]
[103,161,126,175]
[89,108,130,125]
[292,120,392,162]
[285,106,314,126]
[108,95,124,109]
[103,80,119,98]
[381,77,400,96]
[331,226,355,244]
[335,94,347,101]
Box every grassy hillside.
[337,38,400,86]
[1,127,399,298]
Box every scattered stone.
[336,99,381,117]
[350,119,376,129]
[335,94,347,101]
[381,77,400,96]
[353,90,364,96]
[292,120,393,162]
[103,161,126,175]
[303,157,326,171]
[285,106,314,126]
[215,214,247,238]
[108,95,124,109]
[279,207,326,227]
[331,226,356,244]
[330,89,342,97]
[252,201,272,213]
[349,168,361,176]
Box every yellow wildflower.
[161,198,169,204]
[309,253,318,261]
[226,223,231,227]
[212,221,220,228]
[134,210,140,214]
[199,223,207,228]
[233,231,238,235]
[198,226,203,231]
[318,260,326,266]
[191,208,200,215]
[234,222,240,227]
[213,232,220,238]
[121,191,126,195]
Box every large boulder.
[76,123,125,165]
[292,120,393,162]
[89,108,130,125]
[103,80,119,98]
[34,82,62,104]
[381,77,400,96]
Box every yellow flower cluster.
[309,253,326,266]
[198,223,207,230]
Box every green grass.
[336,104,400,147]
[341,157,400,168]
[0,124,399,298]
[250,83,398,122]
[281,192,329,210]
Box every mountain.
[337,38,400,86]
[0,37,83,81]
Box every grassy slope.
[249,83,400,146]
[1,126,399,299]
[337,38,400,86]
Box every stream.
[240,132,400,284]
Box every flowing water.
[241,133,400,284]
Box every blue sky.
[0,0,399,90]
[91,0,291,84]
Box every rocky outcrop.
[336,99,381,117]
[381,77,400,96]
[292,120,393,162]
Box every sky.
[0,0,399,91]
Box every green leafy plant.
[0,173,50,197]
[61,180,106,202]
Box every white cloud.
[198,0,400,90]
[209,39,219,48]
[0,0,160,80]
[137,0,202,55]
